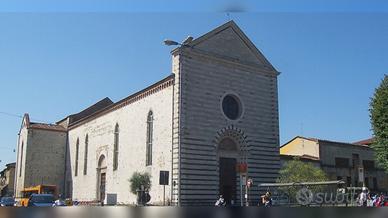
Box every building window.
[363,160,375,170]
[335,157,349,168]
[83,134,88,175]
[146,111,153,166]
[75,138,79,177]
[19,141,24,177]
[222,94,242,120]
[113,123,119,171]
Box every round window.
[222,94,242,120]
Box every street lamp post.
[163,35,193,207]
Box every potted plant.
[129,172,151,205]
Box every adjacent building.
[15,114,67,198]
[280,136,388,191]
[0,162,16,197]
[15,21,280,206]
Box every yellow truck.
[19,185,57,207]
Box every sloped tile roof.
[280,154,320,161]
[353,138,374,146]
[29,122,67,132]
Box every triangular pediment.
[188,21,276,71]
[18,113,30,134]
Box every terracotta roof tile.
[280,154,320,161]
[297,136,371,148]
[353,138,374,146]
[29,122,67,132]
[57,97,114,126]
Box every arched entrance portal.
[97,155,107,203]
[218,137,239,205]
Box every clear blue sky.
[1,1,388,167]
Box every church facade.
[15,21,280,206]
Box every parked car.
[27,194,54,207]
[0,197,15,207]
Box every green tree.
[277,158,328,201]
[129,172,151,195]
[277,158,328,184]
[370,74,388,172]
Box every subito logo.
[296,187,314,206]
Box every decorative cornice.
[28,125,67,133]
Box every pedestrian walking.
[358,187,368,207]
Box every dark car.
[28,194,54,207]
[0,197,15,207]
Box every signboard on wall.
[159,171,169,185]
[236,163,248,173]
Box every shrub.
[129,172,151,195]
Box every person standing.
[260,192,272,207]
[358,187,368,207]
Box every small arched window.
[113,123,119,171]
[83,134,88,175]
[146,111,153,166]
[75,138,79,177]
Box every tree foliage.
[277,158,328,184]
[277,158,328,200]
[370,74,388,172]
[129,172,151,195]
